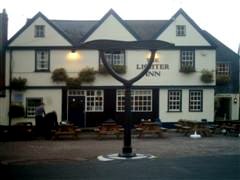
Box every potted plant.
[216,75,230,85]
[78,67,96,82]
[98,64,126,74]
[51,68,68,82]
[200,69,214,83]
[10,77,27,91]
[179,65,195,73]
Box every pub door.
[68,96,85,127]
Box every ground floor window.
[26,98,43,117]
[116,89,152,112]
[68,90,104,112]
[189,90,202,112]
[168,90,182,112]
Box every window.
[189,90,202,112]
[216,63,230,76]
[35,50,50,71]
[26,98,42,117]
[168,90,182,112]
[100,50,125,66]
[68,90,104,112]
[176,25,186,36]
[35,25,45,37]
[116,89,152,112]
[180,50,195,71]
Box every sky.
[0,0,239,53]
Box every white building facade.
[0,9,239,127]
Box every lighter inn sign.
[136,58,169,77]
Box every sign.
[136,63,170,77]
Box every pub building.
[0,8,239,128]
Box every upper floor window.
[35,25,45,37]
[189,90,202,112]
[35,50,50,72]
[99,50,126,74]
[176,25,186,36]
[180,49,195,72]
[168,90,182,112]
[216,63,230,76]
[116,89,152,112]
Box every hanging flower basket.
[66,77,81,88]
[10,77,27,91]
[179,65,195,73]
[200,69,214,83]
[51,68,68,82]
[216,75,230,85]
[78,67,96,82]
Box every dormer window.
[176,25,186,36]
[35,25,45,37]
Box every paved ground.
[0,131,239,165]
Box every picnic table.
[95,122,123,139]
[175,120,212,137]
[52,123,81,140]
[136,122,163,138]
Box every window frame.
[34,25,45,38]
[99,50,126,67]
[116,89,152,112]
[167,90,182,112]
[176,25,186,36]
[26,97,43,118]
[189,90,203,112]
[35,49,50,72]
[216,63,230,76]
[180,49,195,70]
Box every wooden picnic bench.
[136,122,163,138]
[95,122,123,139]
[52,124,81,140]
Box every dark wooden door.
[68,96,85,127]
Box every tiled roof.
[51,19,168,44]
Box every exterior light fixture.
[233,97,238,104]
[67,50,80,61]
[147,52,160,62]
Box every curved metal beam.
[99,50,156,86]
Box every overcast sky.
[1,0,239,52]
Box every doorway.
[68,96,85,127]
[215,97,231,121]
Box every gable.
[9,15,72,47]
[84,11,138,42]
[156,14,211,46]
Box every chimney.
[0,8,8,96]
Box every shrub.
[51,68,68,82]
[200,69,214,83]
[78,67,96,82]
[10,77,27,90]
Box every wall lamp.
[233,97,238,104]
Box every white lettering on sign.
[136,63,170,77]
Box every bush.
[9,104,25,118]
[10,77,27,90]
[200,69,213,83]
[78,67,96,82]
[51,68,68,82]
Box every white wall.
[157,14,211,46]
[159,89,215,122]
[0,91,10,125]
[85,14,136,42]
[9,17,71,47]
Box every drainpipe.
[8,49,12,127]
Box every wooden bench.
[136,122,163,138]
[95,123,122,139]
[52,125,80,140]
